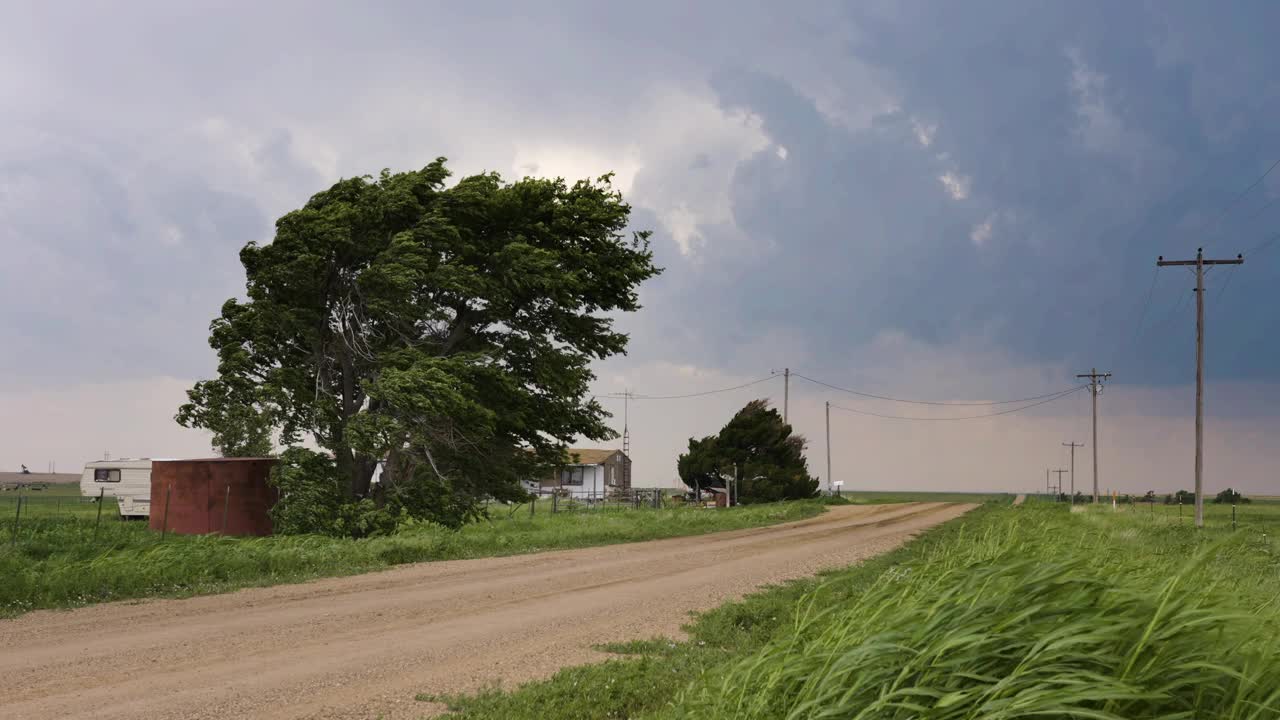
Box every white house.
[537,448,632,499]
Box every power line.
[829,386,1086,421]
[600,373,779,401]
[1200,155,1280,251]
[792,372,1079,407]
[1244,230,1280,258]
[1129,266,1161,345]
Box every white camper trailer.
[80,459,164,518]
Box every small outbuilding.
[149,458,278,536]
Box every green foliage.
[177,159,660,529]
[1165,489,1197,505]
[269,447,343,535]
[269,448,398,538]
[1215,487,1252,504]
[175,379,273,457]
[678,399,818,504]
[0,500,821,617]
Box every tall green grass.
[664,504,1280,719]
[431,502,1280,720]
[0,500,822,617]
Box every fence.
[517,487,671,514]
[1032,491,1277,531]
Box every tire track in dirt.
[0,502,975,720]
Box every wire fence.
[1030,491,1277,531]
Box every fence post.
[222,484,231,534]
[160,483,173,541]
[1233,501,1237,531]
[10,496,22,546]
[93,488,105,542]
[553,492,558,513]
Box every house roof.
[562,448,623,466]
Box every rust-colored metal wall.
[150,458,278,536]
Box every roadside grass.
[421,504,989,719]
[0,499,822,618]
[428,501,1280,720]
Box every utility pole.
[1157,248,1244,528]
[620,389,633,490]
[1053,469,1069,501]
[1045,468,1050,498]
[825,401,832,495]
[1075,369,1111,503]
[783,368,790,424]
[1062,442,1084,504]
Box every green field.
[0,495,823,618]
[834,490,1015,505]
[430,498,1280,719]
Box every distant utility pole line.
[1157,247,1244,528]
[1063,442,1084,504]
[1075,369,1111,503]
[1053,469,1069,500]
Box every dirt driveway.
[0,502,973,720]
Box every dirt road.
[1,502,973,720]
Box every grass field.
[0,494,823,618]
[429,498,1280,719]
[833,490,1015,505]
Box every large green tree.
[177,159,659,524]
[677,399,818,504]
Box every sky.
[3,1,1279,495]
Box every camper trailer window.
[94,469,121,483]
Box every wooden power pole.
[1157,248,1244,528]
[1053,469,1069,501]
[825,401,832,495]
[1063,442,1084,503]
[783,368,790,424]
[1075,369,1111,503]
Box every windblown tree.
[677,399,818,504]
[177,159,659,528]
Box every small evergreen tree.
[677,400,818,504]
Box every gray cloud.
[4,1,1280,484]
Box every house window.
[560,466,585,486]
[94,469,121,483]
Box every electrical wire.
[829,385,1087,421]
[599,373,779,400]
[791,372,1081,407]
[1128,266,1161,345]
[1200,155,1280,252]
[1244,230,1280,258]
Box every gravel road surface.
[1,501,973,720]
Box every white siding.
[553,465,608,499]
[80,460,154,517]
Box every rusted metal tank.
[149,458,278,536]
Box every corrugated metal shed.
[150,458,277,536]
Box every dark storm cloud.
[4,0,1280,394]
[620,1,1280,388]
